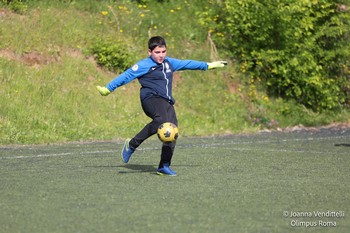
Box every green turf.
[1,129,350,233]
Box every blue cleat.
[157,163,177,176]
[121,139,134,163]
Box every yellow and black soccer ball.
[157,122,179,143]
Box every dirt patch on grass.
[0,48,97,68]
[0,8,11,17]
[22,51,57,66]
[0,49,56,67]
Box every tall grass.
[0,0,349,144]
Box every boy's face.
[148,45,167,64]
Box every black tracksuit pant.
[129,97,178,168]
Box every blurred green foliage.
[198,0,350,111]
[88,38,136,73]
[1,0,27,13]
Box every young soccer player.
[97,36,226,176]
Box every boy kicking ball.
[97,36,226,176]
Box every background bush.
[88,38,136,73]
[1,0,27,13]
[199,0,350,111]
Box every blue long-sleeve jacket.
[106,56,208,105]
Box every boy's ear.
[148,49,152,55]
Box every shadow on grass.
[118,164,156,174]
[88,164,200,175]
[86,164,156,174]
[334,143,350,147]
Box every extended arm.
[168,57,227,71]
[96,60,151,96]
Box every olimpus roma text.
[286,210,345,228]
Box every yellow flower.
[101,11,108,16]
[140,13,145,17]
[120,29,123,33]
[170,9,175,13]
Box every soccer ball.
[157,122,179,143]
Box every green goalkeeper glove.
[96,86,111,96]
[207,61,228,70]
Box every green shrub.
[198,0,350,111]
[88,38,136,73]
[1,0,27,13]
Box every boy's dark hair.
[148,36,166,51]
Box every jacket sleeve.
[167,57,208,71]
[106,62,150,92]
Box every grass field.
[1,127,349,233]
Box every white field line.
[209,147,350,156]
[0,135,349,160]
[0,150,116,160]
